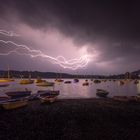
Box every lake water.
[0,79,140,99]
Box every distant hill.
[0,70,140,79]
[131,70,140,75]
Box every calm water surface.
[0,79,140,99]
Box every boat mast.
[7,65,10,79]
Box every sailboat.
[0,66,14,83]
[55,71,64,83]
[73,71,79,83]
[19,74,34,84]
[35,76,46,83]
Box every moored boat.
[118,80,125,86]
[39,96,58,103]
[64,81,72,84]
[36,81,55,87]
[0,79,14,83]
[94,79,101,84]
[55,79,64,82]
[82,81,89,86]
[35,79,46,83]
[0,84,9,87]
[38,90,60,103]
[96,89,109,97]
[38,90,60,96]
[0,93,10,102]
[5,90,31,99]
[73,78,79,83]
[134,80,139,84]
[0,67,14,83]
[19,79,34,84]
[0,99,28,110]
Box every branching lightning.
[0,30,91,70]
[0,29,20,37]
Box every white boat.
[39,96,58,103]
[38,90,60,103]
[96,89,109,97]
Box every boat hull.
[0,79,14,83]
[36,82,54,87]
[96,89,109,97]
[1,100,28,110]
[39,96,58,103]
[5,91,31,99]
[19,80,34,84]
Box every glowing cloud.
[0,30,91,70]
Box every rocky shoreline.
[1,98,140,140]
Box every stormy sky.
[0,0,140,74]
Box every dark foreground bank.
[1,98,140,140]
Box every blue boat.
[38,90,60,97]
[5,90,31,99]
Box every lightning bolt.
[0,30,91,70]
[0,29,20,37]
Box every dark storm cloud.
[1,0,140,41]
[0,0,140,73]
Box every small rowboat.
[94,80,101,84]
[38,90,60,103]
[38,90,60,96]
[5,90,31,99]
[64,81,72,84]
[73,79,79,83]
[82,81,89,86]
[0,84,9,87]
[39,96,58,103]
[0,99,28,110]
[96,89,109,97]
[55,79,64,82]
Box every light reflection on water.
[0,79,139,99]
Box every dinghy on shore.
[38,90,60,103]
[96,89,109,97]
[0,98,28,110]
